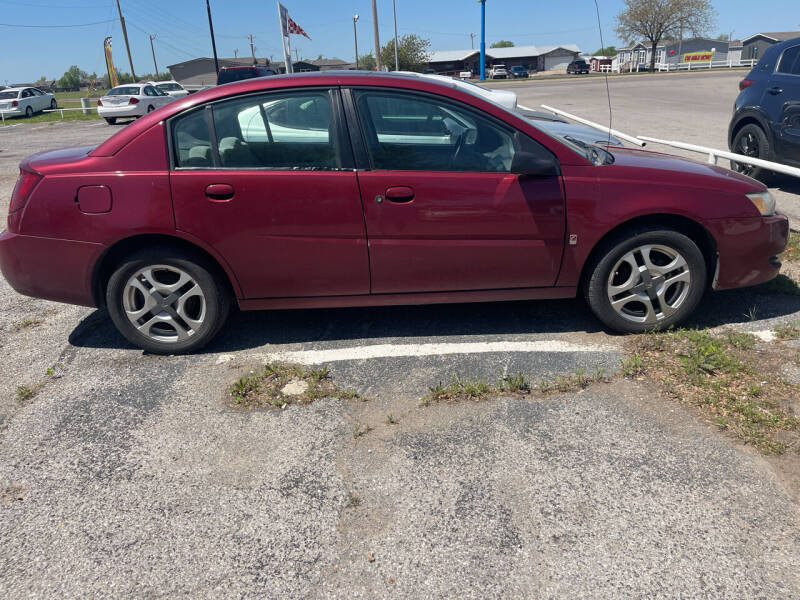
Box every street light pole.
[479,0,486,81]
[149,34,158,77]
[391,0,399,71]
[371,0,381,71]
[353,14,359,69]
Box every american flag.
[278,3,311,40]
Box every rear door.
[345,87,565,294]
[169,87,369,299]
[763,43,800,165]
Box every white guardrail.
[542,105,800,181]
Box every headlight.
[746,191,776,216]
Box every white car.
[153,80,190,98]
[97,83,175,124]
[399,72,518,109]
[0,87,56,118]
[489,64,508,79]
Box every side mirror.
[510,152,560,178]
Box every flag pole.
[277,1,292,74]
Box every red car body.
[0,72,789,326]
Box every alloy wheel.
[735,132,759,176]
[122,265,206,343]
[606,244,691,325]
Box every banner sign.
[683,51,713,63]
[104,37,119,88]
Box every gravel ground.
[1,75,800,598]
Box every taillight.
[739,79,754,91]
[97,99,103,106]
[129,97,139,104]
[9,169,42,213]
[11,100,18,107]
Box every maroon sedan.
[0,72,789,353]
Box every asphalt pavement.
[1,74,800,598]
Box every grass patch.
[228,362,359,409]
[422,368,609,405]
[15,318,43,331]
[16,382,44,403]
[385,413,399,425]
[774,322,800,340]
[624,328,800,454]
[353,423,373,438]
[782,231,800,262]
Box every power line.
[0,18,116,27]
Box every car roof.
[2,87,26,92]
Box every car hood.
[601,147,765,194]
[537,120,623,146]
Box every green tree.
[57,65,86,90]
[593,46,618,56]
[115,70,135,84]
[380,34,431,71]
[490,40,514,48]
[358,53,376,71]
[616,0,716,72]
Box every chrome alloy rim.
[606,244,691,324]
[122,265,206,343]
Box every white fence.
[613,58,756,73]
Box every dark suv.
[217,65,276,85]
[566,60,589,74]
[728,36,800,181]
[508,65,529,78]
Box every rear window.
[0,91,19,99]
[107,86,141,96]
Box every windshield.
[0,91,19,99]
[157,83,183,91]
[107,86,141,96]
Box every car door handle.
[385,186,415,203]
[204,183,235,202]
[768,86,783,95]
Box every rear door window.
[778,45,800,75]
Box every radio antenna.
[593,0,613,146]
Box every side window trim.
[168,86,354,171]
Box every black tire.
[25,106,33,118]
[147,104,155,112]
[583,227,707,333]
[730,123,773,183]
[106,247,230,354]
[50,99,57,109]
[104,117,117,125]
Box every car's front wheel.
[106,248,230,354]
[731,123,772,182]
[584,228,707,333]
[50,99,57,109]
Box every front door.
[347,88,565,294]
[169,88,369,299]
[763,43,800,166]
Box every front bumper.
[709,213,790,290]
[0,230,103,307]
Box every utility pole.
[470,32,476,49]
[149,34,158,78]
[233,48,238,58]
[371,0,381,71]
[391,0,399,71]
[205,0,219,75]
[353,14,359,69]
[479,0,486,80]
[115,0,136,81]
[248,34,256,64]
[294,47,299,62]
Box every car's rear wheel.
[104,117,116,125]
[147,104,155,112]
[584,227,707,333]
[731,123,772,183]
[106,248,230,354]
[25,106,33,118]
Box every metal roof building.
[426,44,581,75]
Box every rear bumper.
[709,214,790,290]
[0,230,102,307]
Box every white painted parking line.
[216,339,618,365]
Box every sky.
[0,0,797,84]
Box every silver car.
[0,87,56,118]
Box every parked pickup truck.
[488,64,508,79]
